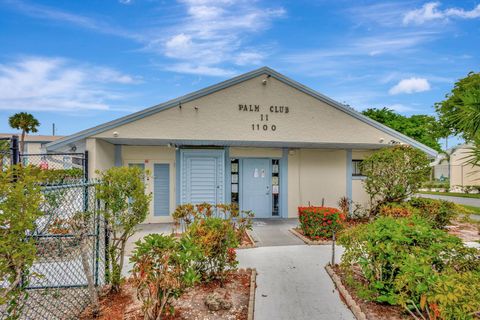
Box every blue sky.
[0,0,479,147]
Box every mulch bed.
[329,265,409,320]
[290,227,332,244]
[447,220,480,242]
[81,269,255,320]
[238,231,256,248]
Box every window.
[352,160,364,176]
[272,159,280,216]
[230,158,239,205]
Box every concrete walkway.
[238,245,354,320]
[250,218,304,247]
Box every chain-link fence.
[1,181,106,320]
[1,135,88,181]
[0,137,12,169]
[20,153,86,175]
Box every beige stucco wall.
[86,138,115,178]
[287,149,347,217]
[351,150,373,208]
[122,145,176,223]
[450,146,480,187]
[230,147,282,158]
[25,142,43,154]
[94,75,396,146]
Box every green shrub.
[130,234,200,320]
[172,203,254,243]
[408,197,459,228]
[0,166,45,319]
[427,271,480,320]
[339,216,480,310]
[421,180,450,191]
[186,217,238,283]
[360,145,431,214]
[379,202,417,218]
[298,206,345,239]
[96,166,152,292]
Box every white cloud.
[148,0,285,75]
[388,103,415,112]
[7,0,141,40]
[403,2,480,25]
[0,57,139,112]
[389,77,431,95]
[165,63,235,76]
[119,0,133,4]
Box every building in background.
[0,133,64,153]
[449,144,480,191]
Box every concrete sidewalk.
[238,245,354,320]
[250,218,304,247]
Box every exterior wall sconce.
[262,74,271,85]
[113,131,119,137]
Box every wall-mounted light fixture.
[379,137,384,143]
[113,131,119,137]
[262,74,271,85]
[194,106,199,111]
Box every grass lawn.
[419,191,480,199]
[461,205,480,216]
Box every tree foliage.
[360,145,431,214]
[96,166,151,292]
[435,71,480,166]
[362,107,445,151]
[435,71,480,142]
[0,166,45,319]
[8,112,40,154]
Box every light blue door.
[153,164,170,216]
[242,159,271,218]
[181,150,225,205]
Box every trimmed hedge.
[298,206,345,239]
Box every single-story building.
[448,144,479,190]
[46,67,437,223]
[0,133,64,154]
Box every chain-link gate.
[1,181,106,320]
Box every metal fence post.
[84,151,89,181]
[10,135,19,166]
[94,198,100,287]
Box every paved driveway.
[238,245,354,320]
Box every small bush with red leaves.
[298,206,346,239]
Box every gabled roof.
[0,133,64,143]
[47,66,438,157]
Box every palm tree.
[8,112,40,154]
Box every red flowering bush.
[298,206,345,239]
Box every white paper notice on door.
[272,185,279,194]
[254,168,259,178]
